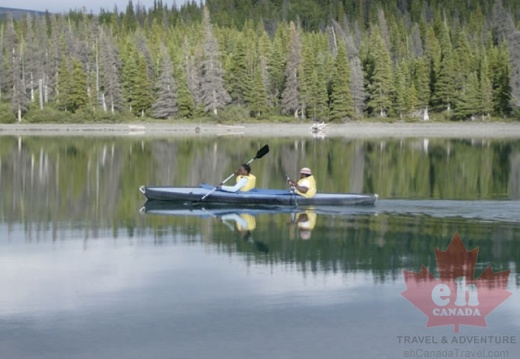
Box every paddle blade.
[255,145,269,159]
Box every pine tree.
[299,35,314,118]
[478,55,493,117]
[299,34,328,119]
[256,23,272,106]
[69,58,88,113]
[489,44,512,116]
[407,82,419,114]
[176,74,195,118]
[199,6,231,115]
[424,26,441,100]
[151,49,178,119]
[329,40,354,121]
[225,34,250,105]
[413,57,430,110]
[365,26,394,117]
[184,37,202,107]
[120,41,139,113]
[4,16,28,121]
[99,28,123,113]
[431,40,456,113]
[56,59,72,112]
[248,63,268,117]
[281,21,301,117]
[133,55,154,116]
[455,72,480,119]
[392,62,407,118]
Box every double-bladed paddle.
[200,144,270,201]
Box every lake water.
[1,135,519,359]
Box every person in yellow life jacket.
[287,167,317,198]
[217,164,256,192]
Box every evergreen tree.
[199,6,231,115]
[392,62,407,118]
[345,30,366,116]
[269,23,288,105]
[22,14,40,105]
[508,31,520,110]
[407,83,419,115]
[489,44,512,116]
[364,26,394,117]
[299,34,328,119]
[176,74,195,118]
[248,63,268,117]
[257,23,273,107]
[184,37,203,107]
[225,34,250,105]
[151,49,178,119]
[133,55,154,116]
[281,21,301,117]
[99,28,124,113]
[4,16,28,121]
[413,57,430,110]
[455,72,480,119]
[478,55,493,117]
[424,26,441,100]
[329,40,354,121]
[69,58,88,113]
[121,41,139,112]
[55,59,72,112]
[431,44,456,112]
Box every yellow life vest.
[296,175,316,198]
[237,174,256,192]
[237,213,256,231]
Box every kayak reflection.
[139,201,322,244]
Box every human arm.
[219,177,248,192]
[288,178,309,193]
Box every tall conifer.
[329,40,354,121]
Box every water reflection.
[1,135,520,358]
[288,210,317,240]
[138,199,520,287]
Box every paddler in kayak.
[217,163,256,192]
[287,167,317,198]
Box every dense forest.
[1,0,520,123]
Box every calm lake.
[1,134,519,359]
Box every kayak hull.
[139,185,378,206]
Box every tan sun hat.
[300,167,312,175]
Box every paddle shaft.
[286,174,299,208]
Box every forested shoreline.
[1,0,520,124]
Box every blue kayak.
[139,184,378,206]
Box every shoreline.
[1,121,520,138]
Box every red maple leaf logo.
[401,232,512,332]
